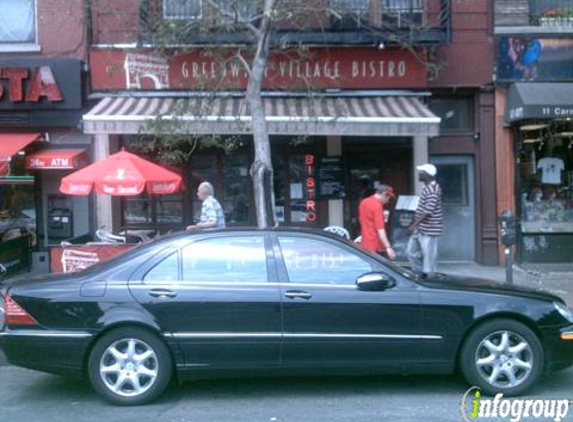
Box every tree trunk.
[246,0,275,228]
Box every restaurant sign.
[90,48,427,91]
[0,59,81,110]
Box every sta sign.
[0,66,63,103]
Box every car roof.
[155,227,349,243]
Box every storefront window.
[123,197,152,225]
[221,155,249,224]
[273,147,319,226]
[0,155,36,242]
[156,194,183,224]
[122,192,183,226]
[289,155,310,223]
[519,130,573,234]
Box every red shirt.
[358,195,386,253]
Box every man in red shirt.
[358,184,396,260]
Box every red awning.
[25,149,87,170]
[0,133,41,162]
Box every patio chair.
[323,225,350,240]
[95,229,126,244]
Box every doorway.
[431,155,476,261]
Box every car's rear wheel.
[88,327,173,405]
[460,319,543,397]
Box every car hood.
[418,273,562,303]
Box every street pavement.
[0,366,572,422]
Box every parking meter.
[498,210,516,283]
[498,210,516,246]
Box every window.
[182,236,267,283]
[383,0,422,13]
[278,236,372,285]
[435,164,469,206]
[330,0,370,13]
[273,152,319,226]
[164,0,202,20]
[330,0,370,28]
[429,97,473,132]
[221,155,249,224]
[0,0,36,43]
[144,252,179,282]
[217,0,258,21]
[123,192,183,226]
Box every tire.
[88,327,173,405]
[460,318,543,397]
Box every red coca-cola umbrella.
[60,149,183,196]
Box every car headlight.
[554,301,573,323]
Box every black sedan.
[1,229,572,405]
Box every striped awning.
[83,95,440,137]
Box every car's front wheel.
[88,327,173,405]
[460,319,543,396]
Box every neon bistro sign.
[305,154,316,223]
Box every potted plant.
[540,9,573,26]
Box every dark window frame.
[429,96,474,133]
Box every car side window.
[143,252,179,282]
[181,236,268,283]
[277,236,372,285]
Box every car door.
[128,233,282,369]
[273,233,425,369]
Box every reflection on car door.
[128,234,282,369]
[273,234,425,369]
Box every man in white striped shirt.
[407,164,443,275]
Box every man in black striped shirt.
[407,164,443,274]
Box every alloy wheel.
[99,338,159,397]
[474,330,533,389]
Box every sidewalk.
[1,262,572,367]
[439,262,573,306]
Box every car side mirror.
[356,272,396,291]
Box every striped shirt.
[200,196,226,228]
[415,181,443,236]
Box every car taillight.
[5,295,38,326]
[0,293,5,328]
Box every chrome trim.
[0,330,93,339]
[165,332,282,339]
[284,333,443,340]
[152,282,280,288]
[144,282,357,289]
[280,283,356,289]
[164,332,442,340]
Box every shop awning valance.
[25,149,87,170]
[83,95,441,137]
[506,83,573,123]
[0,133,41,162]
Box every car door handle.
[148,289,178,299]
[284,290,312,300]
